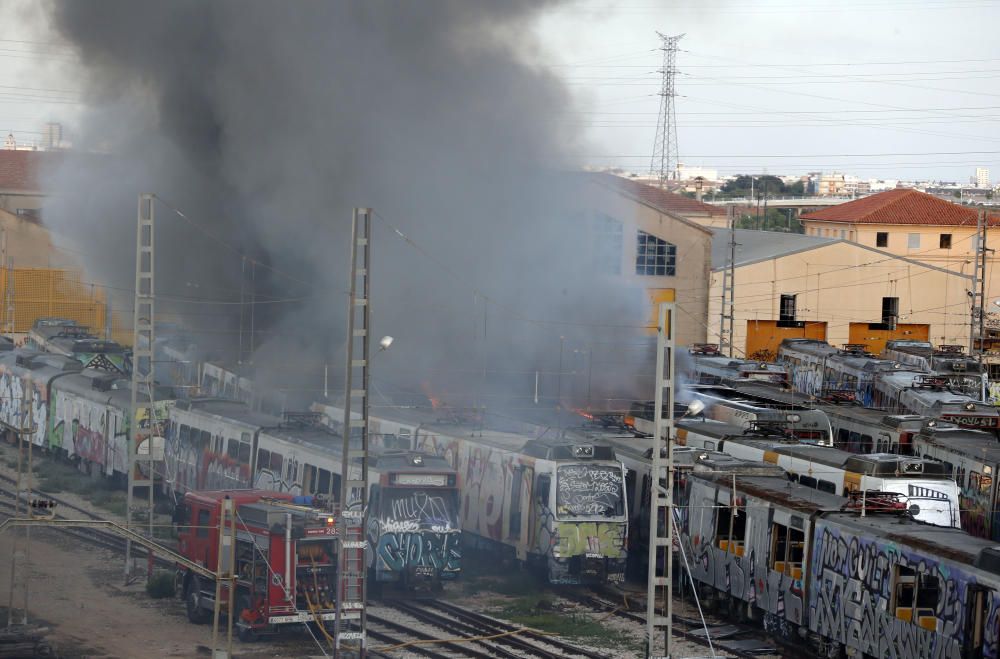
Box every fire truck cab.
[174,490,339,641]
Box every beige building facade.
[708,230,972,359]
[583,174,713,347]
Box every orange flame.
[420,381,444,409]
[572,408,594,421]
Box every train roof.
[0,349,83,380]
[778,338,839,356]
[918,425,1000,460]
[884,339,934,351]
[174,398,279,428]
[54,368,170,405]
[693,471,845,513]
[820,511,1000,569]
[46,336,127,355]
[732,382,926,428]
[689,384,815,411]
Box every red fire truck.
[174,490,340,640]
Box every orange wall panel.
[745,320,827,361]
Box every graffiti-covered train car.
[685,461,826,636]
[312,402,629,585]
[809,512,1000,659]
[49,369,174,479]
[0,350,80,447]
[684,468,1000,658]
[163,400,461,587]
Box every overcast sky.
[533,0,1000,183]
[2,0,999,183]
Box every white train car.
[678,418,960,528]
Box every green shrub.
[146,571,176,599]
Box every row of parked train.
[0,330,631,589]
[8,319,1000,656]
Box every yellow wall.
[847,322,930,354]
[745,320,827,360]
[0,268,107,334]
[708,241,972,355]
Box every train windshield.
[556,464,625,519]
[382,488,459,531]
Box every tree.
[721,174,792,198]
[734,208,804,233]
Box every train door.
[533,473,551,543]
[507,467,524,544]
[964,585,993,658]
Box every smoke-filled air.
[39,0,651,414]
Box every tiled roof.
[0,150,61,192]
[800,188,999,226]
[593,173,727,217]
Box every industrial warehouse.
[0,2,998,659]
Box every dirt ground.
[0,527,330,658]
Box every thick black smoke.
[42,1,649,413]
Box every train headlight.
[786,414,802,423]
[326,516,335,526]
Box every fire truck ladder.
[646,302,676,658]
[334,208,372,657]
[126,193,157,582]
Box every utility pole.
[334,207,372,658]
[6,377,34,628]
[719,209,736,356]
[970,209,989,358]
[210,496,236,659]
[646,302,676,658]
[650,33,684,185]
[4,253,14,339]
[126,193,157,582]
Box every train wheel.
[185,577,211,624]
[235,591,257,642]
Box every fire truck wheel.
[185,577,211,624]
[235,592,257,643]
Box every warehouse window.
[877,232,888,247]
[882,297,899,329]
[940,233,952,249]
[908,233,920,249]
[635,231,676,276]
[779,294,797,322]
[593,213,623,275]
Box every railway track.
[0,478,600,658]
[0,482,175,569]
[561,587,783,658]
[378,599,606,659]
